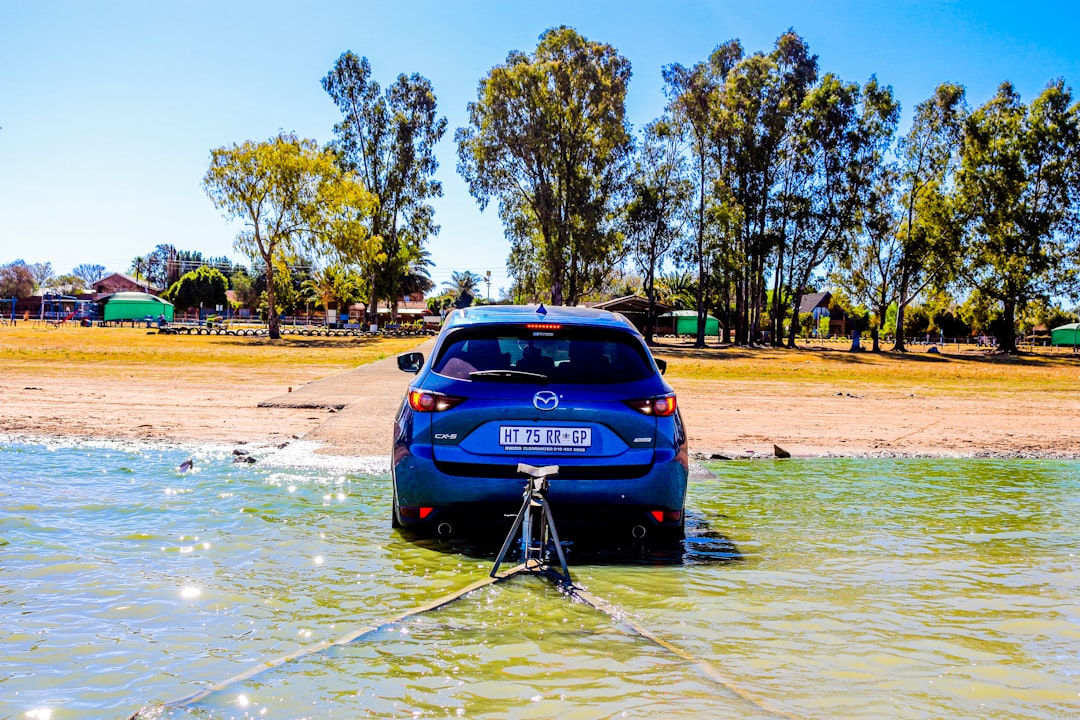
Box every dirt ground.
[2,338,1078,461]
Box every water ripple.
[1,444,1078,719]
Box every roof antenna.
[537,303,547,316]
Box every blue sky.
[2,0,1078,298]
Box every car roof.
[442,304,640,334]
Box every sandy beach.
[2,332,1078,461]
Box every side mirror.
[397,352,425,374]
[654,358,667,375]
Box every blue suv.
[392,304,688,540]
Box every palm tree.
[443,270,483,306]
[655,271,697,310]
[300,264,365,325]
[129,256,147,290]
[400,249,436,300]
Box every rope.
[126,564,526,718]
[129,562,802,720]
[563,575,803,720]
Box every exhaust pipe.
[631,525,647,539]
[437,522,453,537]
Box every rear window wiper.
[468,369,549,384]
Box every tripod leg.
[541,500,572,584]
[490,494,531,578]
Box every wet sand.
[3,337,1078,462]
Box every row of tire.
[159,326,437,337]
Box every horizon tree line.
[8,26,1077,351]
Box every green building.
[101,292,175,323]
[657,310,720,337]
[1050,323,1080,348]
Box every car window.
[433,327,654,384]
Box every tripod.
[490,463,572,585]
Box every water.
[2,443,1078,720]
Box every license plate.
[499,425,592,452]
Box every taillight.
[650,510,682,523]
[407,390,465,413]
[625,394,678,417]
[399,506,434,519]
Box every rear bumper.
[392,453,687,534]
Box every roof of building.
[589,294,675,315]
[799,291,832,314]
[91,272,161,293]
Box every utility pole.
[485,270,491,302]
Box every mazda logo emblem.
[533,391,559,411]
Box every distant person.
[158,313,167,328]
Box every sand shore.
[2,336,1078,461]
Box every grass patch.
[3,324,1077,397]
[0,324,425,381]
[652,341,1080,396]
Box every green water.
[1,443,1077,719]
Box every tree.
[44,274,87,294]
[164,265,229,312]
[300,263,365,323]
[0,260,35,299]
[229,269,259,312]
[399,248,436,300]
[72,263,106,286]
[782,75,899,348]
[626,119,691,343]
[891,83,968,352]
[715,33,818,348]
[144,244,177,288]
[956,80,1080,353]
[203,132,375,339]
[323,53,446,323]
[443,270,483,307]
[129,256,148,288]
[655,271,697,310]
[457,26,632,306]
[836,167,901,351]
[28,262,53,289]
[664,43,731,347]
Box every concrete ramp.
[261,340,434,457]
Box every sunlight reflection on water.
[1,442,1078,719]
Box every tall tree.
[323,53,446,323]
[144,244,177,288]
[625,119,691,343]
[782,75,899,348]
[956,80,1080,353]
[128,254,147,284]
[203,132,374,339]
[891,83,967,352]
[0,260,35,299]
[664,42,734,347]
[836,167,903,351]
[72,263,106,286]
[457,26,632,306]
[28,262,53,289]
[716,32,818,348]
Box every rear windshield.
[432,326,654,384]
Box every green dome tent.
[1050,323,1080,348]
[100,292,174,323]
